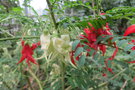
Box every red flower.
[17,40,40,66]
[123,24,135,36]
[81,22,114,56]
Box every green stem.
[46,0,57,29]
[0,36,39,41]
[60,56,65,90]
[92,0,96,17]
[24,71,33,90]
[61,65,65,90]
[28,69,43,90]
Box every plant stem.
[92,0,96,17]
[28,69,43,90]
[120,80,127,90]
[46,0,57,29]
[61,64,65,90]
[24,71,33,90]
[60,56,65,90]
[0,36,39,41]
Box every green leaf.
[117,40,127,47]
[111,37,121,42]
[74,47,83,57]
[72,40,80,50]
[124,44,135,51]
[78,55,86,66]
[130,51,135,57]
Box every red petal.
[27,55,38,65]
[102,73,107,77]
[107,68,114,74]
[17,55,26,64]
[31,42,40,50]
[21,40,25,46]
[123,24,135,36]
[99,44,106,56]
[107,43,118,60]
[128,61,135,63]
[100,13,106,15]
[131,39,135,43]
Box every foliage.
[1,0,135,90]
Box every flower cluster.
[70,21,118,73]
[40,33,72,62]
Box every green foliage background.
[0,0,135,90]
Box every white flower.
[40,34,51,50]
[53,35,72,54]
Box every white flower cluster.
[40,34,72,55]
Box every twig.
[120,80,127,90]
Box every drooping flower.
[17,40,40,66]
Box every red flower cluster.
[80,22,112,56]
[80,22,118,73]
[70,20,118,74]
[17,40,40,66]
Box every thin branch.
[120,80,127,90]
[46,0,57,29]
[92,0,96,17]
